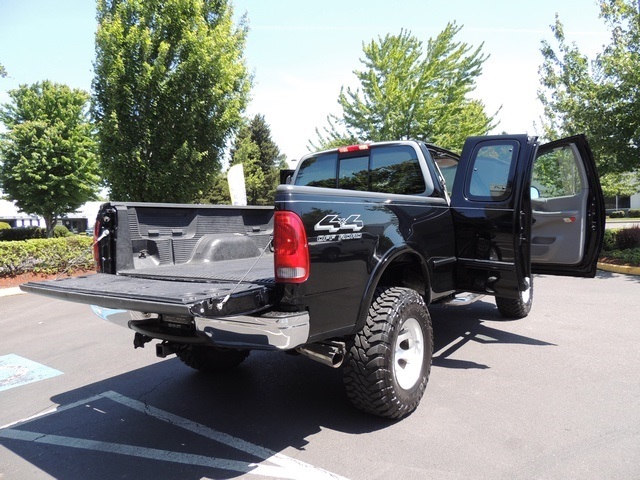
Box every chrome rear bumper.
[91,305,310,350]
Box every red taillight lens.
[273,211,309,283]
[93,221,101,271]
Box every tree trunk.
[44,214,58,238]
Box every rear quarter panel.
[275,185,455,340]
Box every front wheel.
[495,276,533,319]
[343,287,433,419]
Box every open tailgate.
[20,273,273,318]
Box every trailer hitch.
[133,332,153,349]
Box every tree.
[93,0,251,202]
[228,114,286,205]
[198,170,231,204]
[538,1,640,194]
[599,171,640,202]
[0,81,99,236]
[312,24,496,152]
[0,63,7,78]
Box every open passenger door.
[530,135,605,276]
[449,134,604,300]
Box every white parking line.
[0,390,348,480]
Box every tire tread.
[343,286,433,419]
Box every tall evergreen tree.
[93,0,251,202]
[229,114,286,205]
[0,81,99,236]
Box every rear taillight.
[273,211,309,283]
[93,221,101,272]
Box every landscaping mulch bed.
[0,269,94,289]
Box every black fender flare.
[353,244,431,333]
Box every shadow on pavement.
[1,299,557,479]
[0,349,384,479]
[430,299,556,370]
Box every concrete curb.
[0,287,26,297]
[597,262,640,276]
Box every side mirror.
[530,186,540,199]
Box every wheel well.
[378,252,430,302]
[353,251,431,334]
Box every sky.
[0,0,612,163]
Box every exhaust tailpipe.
[296,341,345,368]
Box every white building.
[0,199,41,227]
[0,199,103,233]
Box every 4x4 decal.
[314,214,364,233]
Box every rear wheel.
[495,276,533,319]
[343,287,433,419]
[176,345,249,372]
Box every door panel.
[531,197,587,264]
[531,141,589,264]
[450,135,536,299]
[451,134,605,299]
[531,135,605,277]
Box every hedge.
[0,225,74,241]
[0,226,47,241]
[615,226,640,250]
[602,229,617,252]
[602,226,640,252]
[628,209,640,218]
[0,236,94,276]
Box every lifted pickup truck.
[22,134,605,419]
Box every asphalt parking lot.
[1,271,639,480]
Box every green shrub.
[616,226,640,250]
[0,236,94,276]
[628,209,640,218]
[0,222,11,230]
[602,229,617,252]
[609,210,626,218]
[52,225,72,237]
[603,247,640,266]
[0,226,46,241]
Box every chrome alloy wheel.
[393,317,425,390]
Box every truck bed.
[118,254,275,285]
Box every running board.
[440,292,485,307]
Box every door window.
[466,141,519,201]
[532,145,584,198]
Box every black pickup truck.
[22,134,605,419]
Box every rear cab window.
[294,143,438,197]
